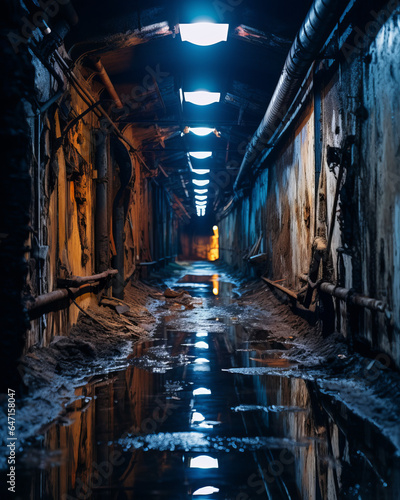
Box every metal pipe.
[95,131,110,273]
[57,269,118,288]
[112,205,125,298]
[318,282,388,314]
[93,58,123,109]
[262,276,390,317]
[262,277,298,300]
[53,52,151,173]
[26,283,94,312]
[171,192,191,220]
[234,0,347,191]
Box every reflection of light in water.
[195,341,209,349]
[198,422,213,429]
[194,358,209,363]
[212,274,219,295]
[191,412,205,424]
[193,486,220,495]
[193,387,212,396]
[194,365,210,372]
[196,331,208,337]
[190,456,219,469]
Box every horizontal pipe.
[262,277,298,300]
[234,0,346,191]
[319,282,388,314]
[262,276,390,316]
[249,253,268,263]
[57,269,118,288]
[28,269,118,313]
[26,283,97,313]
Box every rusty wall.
[219,100,315,286]
[23,56,179,353]
[219,2,400,366]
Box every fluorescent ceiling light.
[194,357,209,363]
[192,168,210,175]
[184,91,220,106]
[190,151,212,160]
[194,189,208,194]
[193,179,210,187]
[195,195,207,201]
[190,127,214,136]
[196,331,208,337]
[190,456,219,469]
[180,22,229,46]
[193,486,220,496]
[195,201,207,206]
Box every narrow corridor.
[17,263,399,499]
[2,1,400,496]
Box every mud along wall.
[219,1,400,366]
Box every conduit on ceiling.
[234,0,348,192]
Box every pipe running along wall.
[233,0,347,191]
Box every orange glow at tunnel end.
[208,225,219,262]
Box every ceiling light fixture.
[179,22,229,46]
[195,195,207,201]
[193,486,220,495]
[189,151,212,159]
[194,189,208,194]
[192,179,210,187]
[190,127,214,136]
[192,168,210,175]
[184,91,220,106]
[196,201,207,206]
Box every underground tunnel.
[1,0,400,498]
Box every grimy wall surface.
[24,68,179,351]
[219,1,400,366]
[0,0,180,389]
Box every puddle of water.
[15,263,400,499]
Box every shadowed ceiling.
[65,0,312,222]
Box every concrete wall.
[219,1,400,366]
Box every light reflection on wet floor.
[19,263,400,499]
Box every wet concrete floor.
[18,263,400,499]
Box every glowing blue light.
[190,456,219,469]
[180,22,229,46]
[190,127,214,136]
[191,412,205,424]
[194,341,209,349]
[196,331,208,337]
[189,152,212,160]
[185,91,220,106]
[193,486,220,495]
[192,168,210,175]
[193,387,212,396]
[192,179,210,187]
